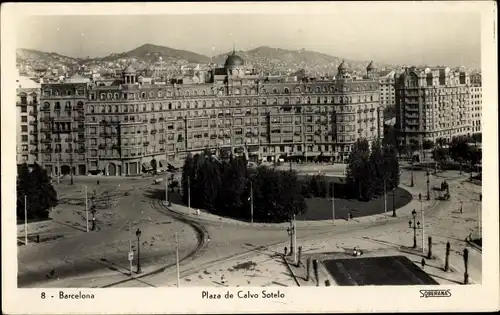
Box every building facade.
[16,74,41,166]
[379,70,396,109]
[469,72,482,134]
[38,84,87,176]
[394,66,471,146]
[36,53,384,176]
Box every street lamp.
[409,209,420,249]
[392,188,396,217]
[135,228,142,274]
[410,171,414,187]
[90,195,96,231]
[426,171,430,200]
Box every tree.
[215,156,247,217]
[17,163,58,221]
[433,147,449,172]
[150,157,158,175]
[369,139,385,197]
[347,139,375,201]
[181,153,195,205]
[422,139,434,159]
[383,144,400,191]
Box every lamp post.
[392,188,396,217]
[426,171,430,200]
[409,209,420,249]
[165,172,170,206]
[136,228,142,274]
[90,194,96,231]
[250,181,254,223]
[286,215,297,263]
[410,171,414,187]
[420,200,425,253]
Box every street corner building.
[20,51,392,177]
[394,66,482,148]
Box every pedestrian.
[479,194,482,202]
[97,180,100,185]
[421,258,426,268]
[221,274,227,285]
[36,234,40,243]
[460,203,463,214]
[418,193,422,201]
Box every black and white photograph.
[2,1,498,314]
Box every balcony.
[41,149,52,153]
[210,135,217,139]
[142,119,148,123]
[40,138,52,143]
[144,142,150,146]
[74,116,85,121]
[159,129,165,133]
[29,140,38,145]
[75,127,85,133]
[40,117,51,123]
[29,130,38,135]
[177,127,184,131]
[98,144,106,149]
[29,121,38,126]
[65,149,73,153]
[30,149,39,154]
[150,119,157,123]
[65,138,73,143]
[41,107,50,112]
[159,140,166,144]
[74,138,85,143]
[29,111,38,117]
[54,138,62,143]
[74,149,85,154]
[151,130,157,135]
[55,149,62,153]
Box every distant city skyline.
[15,4,482,68]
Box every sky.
[15,4,482,68]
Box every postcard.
[1,1,498,314]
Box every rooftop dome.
[224,51,244,68]
[338,60,348,71]
[123,65,136,73]
[367,61,377,71]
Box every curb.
[282,256,301,287]
[100,199,210,288]
[466,233,482,253]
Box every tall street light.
[408,209,420,249]
[420,200,425,253]
[392,188,396,217]
[136,228,142,274]
[426,171,430,200]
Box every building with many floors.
[469,72,482,134]
[394,66,472,147]
[34,51,384,176]
[16,74,41,166]
[379,70,396,109]
[37,84,87,176]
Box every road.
[17,167,482,288]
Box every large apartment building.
[38,84,87,176]
[379,70,396,109]
[394,66,472,146]
[35,52,384,176]
[16,75,41,166]
[469,72,482,134]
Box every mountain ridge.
[17,43,393,74]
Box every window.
[21,106,27,113]
[21,125,28,132]
[21,135,28,142]
[21,116,27,122]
